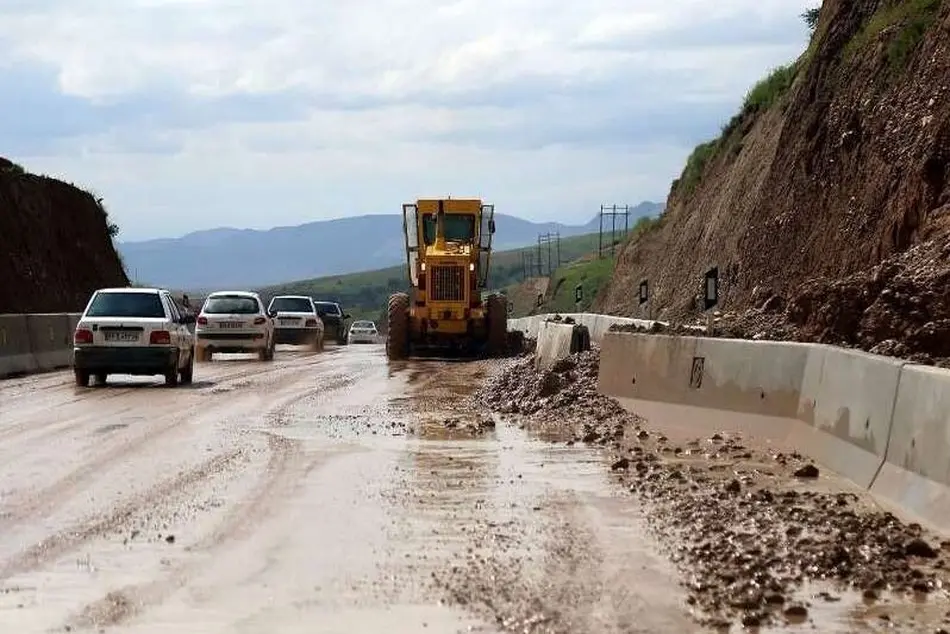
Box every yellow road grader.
[386,198,508,360]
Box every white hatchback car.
[73,287,196,387]
[195,291,276,362]
[347,320,379,344]
[268,295,325,351]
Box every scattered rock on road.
[475,348,950,630]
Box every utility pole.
[537,232,560,276]
[521,249,536,281]
[598,204,631,258]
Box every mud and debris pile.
[606,239,950,368]
[475,347,636,443]
[477,349,950,630]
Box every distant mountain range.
[118,202,663,290]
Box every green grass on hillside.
[675,61,802,197]
[846,0,941,71]
[539,256,616,314]
[258,231,609,325]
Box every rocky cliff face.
[597,0,950,355]
[0,158,129,313]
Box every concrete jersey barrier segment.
[595,329,950,531]
[533,321,591,371]
[26,313,74,371]
[0,312,82,378]
[508,313,659,343]
[871,365,950,528]
[507,310,950,529]
[0,314,38,376]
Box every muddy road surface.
[0,344,694,633]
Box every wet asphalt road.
[0,344,695,633]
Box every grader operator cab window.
[422,213,475,245]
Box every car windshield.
[270,297,313,313]
[85,291,166,318]
[204,295,260,314]
[314,302,341,316]
[422,213,475,244]
[353,321,375,329]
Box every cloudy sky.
[0,0,819,242]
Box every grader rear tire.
[386,292,410,360]
[486,293,508,357]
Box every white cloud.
[0,0,820,240]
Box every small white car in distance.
[348,320,379,344]
[73,287,196,387]
[267,295,325,351]
[195,291,276,362]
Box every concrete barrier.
[872,365,950,528]
[795,347,905,489]
[508,313,659,344]
[596,328,950,530]
[0,312,81,379]
[534,321,579,371]
[509,309,950,529]
[26,313,73,371]
[0,314,38,377]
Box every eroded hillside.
[0,158,129,313]
[597,0,950,358]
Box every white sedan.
[347,320,379,344]
[72,287,196,387]
[268,295,325,351]
[195,291,276,362]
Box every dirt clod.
[793,464,820,478]
[907,538,939,559]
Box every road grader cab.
[386,198,508,360]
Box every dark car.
[313,300,350,344]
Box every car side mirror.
[268,310,277,318]
[344,314,351,319]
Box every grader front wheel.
[386,292,410,360]
[486,293,508,357]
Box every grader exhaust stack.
[386,198,508,359]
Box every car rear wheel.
[180,347,195,384]
[260,337,275,361]
[74,369,90,387]
[165,353,180,387]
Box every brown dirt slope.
[596,0,950,351]
[0,158,129,313]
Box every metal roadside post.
[703,267,719,332]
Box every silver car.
[347,320,379,344]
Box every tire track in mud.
[64,432,314,630]
[0,362,354,539]
[0,349,330,445]
[0,450,245,582]
[0,387,135,443]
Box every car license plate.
[280,318,296,325]
[220,321,243,329]
[104,332,138,342]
